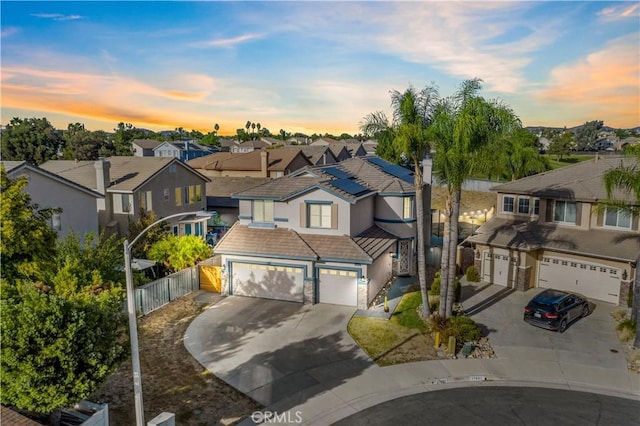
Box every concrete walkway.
[185,285,639,426]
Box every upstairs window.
[604,207,631,229]
[175,187,182,206]
[253,200,274,223]
[518,198,530,215]
[121,194,132,213]
[309,203,332,228]
[554,200,576,224]
[403,197,413,220]
[502,195,515,213]
[533,198,540,215]
[139,191,152,211]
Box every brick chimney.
[261,149,269,178]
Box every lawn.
[545,154,594,170]
[348,292,438,366]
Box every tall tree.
[431,79,520,317]
[489,128,550,181]
[0,166,58,288]
[62,123,109,160]
[214,123,220,135]
[246,121,251,134]
[547,132,574,160]
[361,85,440,318]
[1,117,63,165]
[256,123,261,134]
[603,145,640,348]
[574,120,604,151]
[127,209,169,259]
[112,122,136,155]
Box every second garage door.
[318,268,358,307]
[230,262,304,302]
[538,256,620,304]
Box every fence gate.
[200,265,222,292]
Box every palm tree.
[360,85,440,318]
[489,128,550,181]
[431,79,520,317]
[214,123,220,135]
[257,123,261,134]
[603,145,640,347]
[245,121,251,134]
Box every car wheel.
[559,319,568,333]
[581,304,590,317]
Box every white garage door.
[538,256,620,304]
[482,249,516,287]
[231,262,304,302]
[318,268,358,307]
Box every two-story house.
[153,140,219,161]
[132,139,163,157]
[465,156,639,306]
[214,156,430,308]
[40,157,210,238]
[1,161,102,239]
[283,145,339,166]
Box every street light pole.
[123,210,210,426]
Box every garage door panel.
[319,268,358,307]
[232,262,303,302]
[538,257,619,304]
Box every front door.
[398,240,412,276]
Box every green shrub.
[616,318,636,333]
[447,315,481,343]
[429,271,441,296]
[465,266,480,282]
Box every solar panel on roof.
[330,178,370,196]
[383,164,413,178]
[366,157,390,167]
[323,166,352,179]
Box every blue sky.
[1,1,638,135]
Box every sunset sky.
[1,1,639,136]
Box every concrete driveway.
[464,285,629,371]
[184,296,373,407]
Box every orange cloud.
[537,34,639,127]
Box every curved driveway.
[185,289,640,425]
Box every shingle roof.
[284,145,336,164]
[467,216,640,262]
[491,156,638,203]
[0,160,26,172]
[40,157,207,192]
[1,405,42,425]
[2,161,102,198]
[215,224,396,263]
[205,176,271,197]
[132,139,163,149]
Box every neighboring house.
[327,144,353,162]
[287,136,311,145]
[2,161,102,239]
[187,149,312,178]
[132,139,163,157]
[153,140,219,161]
[214,156,431,309]
[464,156,640,306]
[40,157,210,238]
[283,145,339,166]
[310,137,340,145]
[217,138,239,152]
[230,139,272,153]
[362,139,378,155]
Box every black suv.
[523,289,590,332]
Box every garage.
[318,268,358,307]
[482,249,516,287]
[230,262,304,302]
[538,256,620,304]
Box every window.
[604,207,631,229]
[195,185,202,202]
[518,198,530,215]
[403,197,413,219]
[121,194,132,213]
[502,195,515,213]
[164,188,170,201]
[184,223,192,235]
[183,186,190,205]
[554,200,576,223]
[139,191,152,211]
[175,187,182,206]
[253,200,274,222]
[189,185,195,203]
[51,213,61,231]
[309,203,332,228]
[533,198,540,215]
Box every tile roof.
[40,157,207,192]
[0,160,26,172]
[205,176,271,197]
[187,150,309,172]
[2,161,102,198]
[214,223,317,260]
[283,145,336,164]
[466,216,640,262]
[132,139,163,149]
[233,156,416,202]
[215,224,397,263]
[1,405,42,426]
[491,156,638,203]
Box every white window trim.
[517,197,530,215]
[533,198,540,216]
[502,195,515,213]
[603,207,632,230]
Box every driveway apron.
[184,296,374,406]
